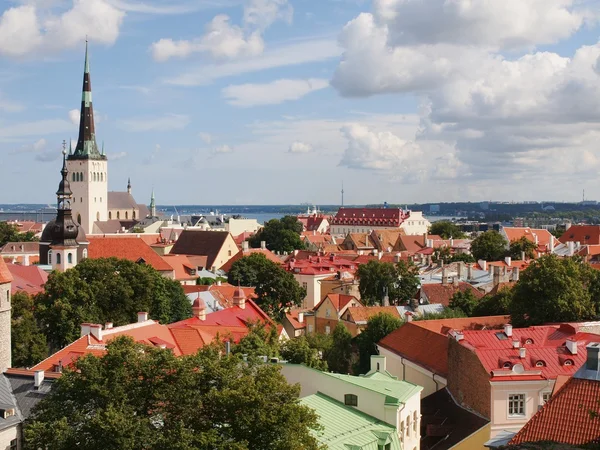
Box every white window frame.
[508,393,526,417]
[541,391,551,405]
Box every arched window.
[48,250,52,265]
[67,253,73,264]
[77,214,82,225]
[133,211,136,220]
[82,249,88,259]
[109,212,112,219]
[96,212,100,221]
[80,172,84,181]
[72,173,76,182]
[56,253,61,265]
[117,211,120,219]
[125,211,128,219]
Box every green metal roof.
[301,393,402,450]
[323,370,423,406]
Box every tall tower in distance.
[0,254,12,371]
[67,41,108,234]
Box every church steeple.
[127,178,132,194]
[51,142,79,247]
[70,41,104,160]
[150,189,156,217]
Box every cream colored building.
[400,211,431,235]
[225,218,261,236]
[292,272,333,310]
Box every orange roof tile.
[7,263,48,295]
[560,225,600,245]
[420,282,484,307]
[161,254,199,281]
[314,294,361,313]
[220,248,282,273]
[0,257,12,284]
[87,236,173,272]
[346,306,401,324]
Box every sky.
[2,0,600,206]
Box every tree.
[326,324,353,374]
[510,255,597,327]
[248,216,305,253]
[415,307,467,321]
[280,336,327,370]
[429,221,466,239]
[470,231,508,261]
[0,221,39,247]
[227,253,306,319]
[509,237,537,260]
[357,260,419,306]
[433,247,475,264]
[11,292,47,368]
[449,289,480,317]
[356,313,402,374]
[35,258,192,350]
[232,321,280,359]
[25,337,321,450]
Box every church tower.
[67,41,108,234]
[0,253,12,371]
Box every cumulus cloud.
[199,132,213,144]
[211,144,233,156]
[150,0,292,62]
[0,0,125,57]
[109,151,127,160]
[222,78,329,107]
[288,141,313,153]
[68,109,80,126]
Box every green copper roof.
[323,370,423,406]
[301,393,402,450]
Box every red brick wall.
[447,339,491,418]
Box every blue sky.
[1,0,600,206]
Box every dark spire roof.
[51,144,80,246]
[69,41,105,161]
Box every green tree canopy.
[25,337,321,450]
[11,292,47,368]
[357,260,420,306]
[0,221,39,247]
[227,253,306,319]
[470,231,508,261]
[356,313,402,374]
[432,247,475,264]
[326,324,353,374]
[280,336,327,370]
[510,255,597,327]
[473,287,513,317]
[509,236,538,260]
[248,216,305,253]
[35,258,191,350]
[449,289,480,317]
[232,321,280,359]
[429,221,466,239]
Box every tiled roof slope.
[7,263,48,294]
[346,306,401,324]
[87,236,173,272]
[420,282,484,307]
[0,258,12,284]
[509,377,600,445]
[169,230,230,269]
[220,248,281,273]
[559,225,600,245]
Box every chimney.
[586,343,600,371]
[23,254,30,266]
[519,347,526,359]
[297,312,304,323]
[216,280,222,286]
[505,256,512,266]
[493,266,501,286]
[442,267,449,285]
[105,322,113,330]
[89,324,103,341]
[34,370,44,389]
[467,264,473,280]
[521,251,526,261]
[80,323,91,337]
[566,339,578,355]
[479,260,487,272]
[233,287,246,310]
[450,238,454,247]
[565,221,572,230]
[568,241,575,257]
[378,251,383,260]
[452,276,459,287]
[504,324,513,337]
[549,237,555,252]
[242,241,249,252]
[450,330,464,342]
[405,311,413,322]
[457,262,463,280]
[137,312,149,323]
[512,340,520,349]
[260,241,266,250]
[370,355,386,374]
[192,302,206,321]
[383,295,390,307]
[512,267,520,282]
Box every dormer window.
[525,339,534,345]
[564,359,574,366]
[503,362,512,369]
[0,407,15,419]
[535,360,545,367]
[344,394,358,407]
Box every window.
[10,438,17,450]
[96,212,100,221]
[325,325,331,335]
[82,249,88,259]
[133,211,136,219]
[542,392,551,404]
[109,212,112,219]
[407,415,411,437]
[125,211,128,219]
[48,250,52,265]
[117,211,120,219]
[413,411,417,432]
[302,282,308,291]
[67,253,73,264]
[400,421,404,442]
[77,214,81,225]
[308,324,314,333]
[535,360,545,367]
[508,394,525,416]
[228,250,232,256]
[325,308,330,318]
[344,394,358,407]
[56,253,61,265]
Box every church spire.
[127,177,131,194]
[150,189,156,217]
[51,141,79,246]
[71,40,104,160]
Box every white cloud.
[288,141,312,153]
[339,123,421,171]
[68,109,79,126]
[119,114,190,132]
[0,94,24,112]
[211,144,233,155]
[222,78,329,107]
[0,119,73,140]
[164,37,341,86]
[0,0,125,57]
[199,132,213,144]
[109,151,127,160]
[105,0,239,14]
[150,0,291,62]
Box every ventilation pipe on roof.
[566,339,578,355]
[260,241,266,250]
[519,347,526,359]
[504,324,513,337]
[586,343,600,371]
[34,370,44,389]
[242,241,249,252]
[505,256,512,266]
[138,312,149,323]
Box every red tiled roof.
[460,324,600,381]
[6,263,48,295]
[420,282,484,307]
[413,315,509,334]
[503,227,558,249]
[220,248,282,273]
[397,235,426,254]
[87,236,174,272]
[560,225,600,245]
[161,254,200,281]
[331,207,409,227]
[314,294,361,313]
[0,257,12,284]
[345,306,401,324]
[285,310,307,330]
[509,376,600,445]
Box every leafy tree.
[326,323,353,374]
[11,292,47,368]
[35,258,191,350]
[415,307,467,321]
[356,313,402,374]
[196,276,227,286]
[227,253,306,319]
[25,337,321,450]
[305,332,333,357]
[357,260,419,306]
[232,321,279,359]
[470,231,508,261]
[473,287,513,317]
[280,336,327,370]
[509,237,537,260]
[510,255,597,327]
[449,289,480,317]
[429,221,466,239]
[248,216,305,253]
[432,247,476,265]
[0,221,39,247]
